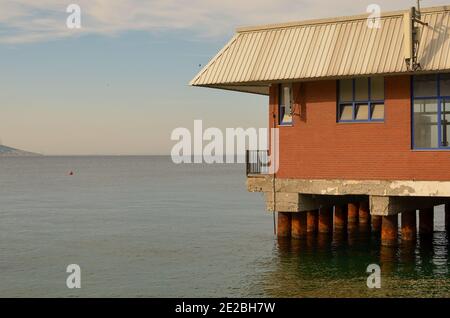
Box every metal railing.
[246,150,270,176]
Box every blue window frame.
[279,83,293,125]
[337,77,385,123]
[412,73,450,150]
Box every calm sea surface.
[0,156,448,297]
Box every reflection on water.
[252,228,450,298]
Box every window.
[413,74,450,149]
[338,77,385,122]
[413,99,438,148]
[355,104,369,120]
[279,83,293,125]
[340,104,353,121]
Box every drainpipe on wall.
[272,109,277,235]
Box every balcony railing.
[246,150,270,176]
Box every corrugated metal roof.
[190,6,450,95]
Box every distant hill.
[0,145,42,157]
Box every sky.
[0,0,448,155]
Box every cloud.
[0,0,447,44]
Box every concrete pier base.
[419,208,434,236]
[401,210,417,242]
[307,210,319,233]
[334,205,348,231]
[277,212,291,238]
[381,215,398,246]
[372,215,382,232]
[348,202,359,229]
[291,213,307,239]
[318,206,333,233]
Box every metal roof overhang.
[190,5,450,95]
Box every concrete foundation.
[381,215,398,246]
[419,208,434,235]
[250,177,449,216]
[401,210,417,241]
[277,212,291,238]
[307,210,319,233]
[248,176,450,198]
[319,206,333,233]
[291,213,307,239]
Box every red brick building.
[191,6,450,245]
[269,76,450,181]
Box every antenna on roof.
[416,0,422,18]
[405,0,428,71]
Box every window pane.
[281,109,292,124]
[440,74,450,96]
[339,80,353,101]
[371,104,385,120]
[283,85,291,109]
[414,74,437,97]
[414,99,438,148]
[371,76,384,100]
[355,78,369,101]
[340,104,353,121]
[442,98,450,147]
[355,104,369,120]
[280,84,292,124]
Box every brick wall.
[269,75,450,181]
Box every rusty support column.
[307,210,319,233]
[291,213,307,239]
[334,205,348,231]
[381,215,398,246]
[401,210,417,242]
[277,212,291,238]
[348,202,359,229]
[372,216,382,232]
[319,206,333,233]
[419,208,434,236]
[359,201,371,225]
